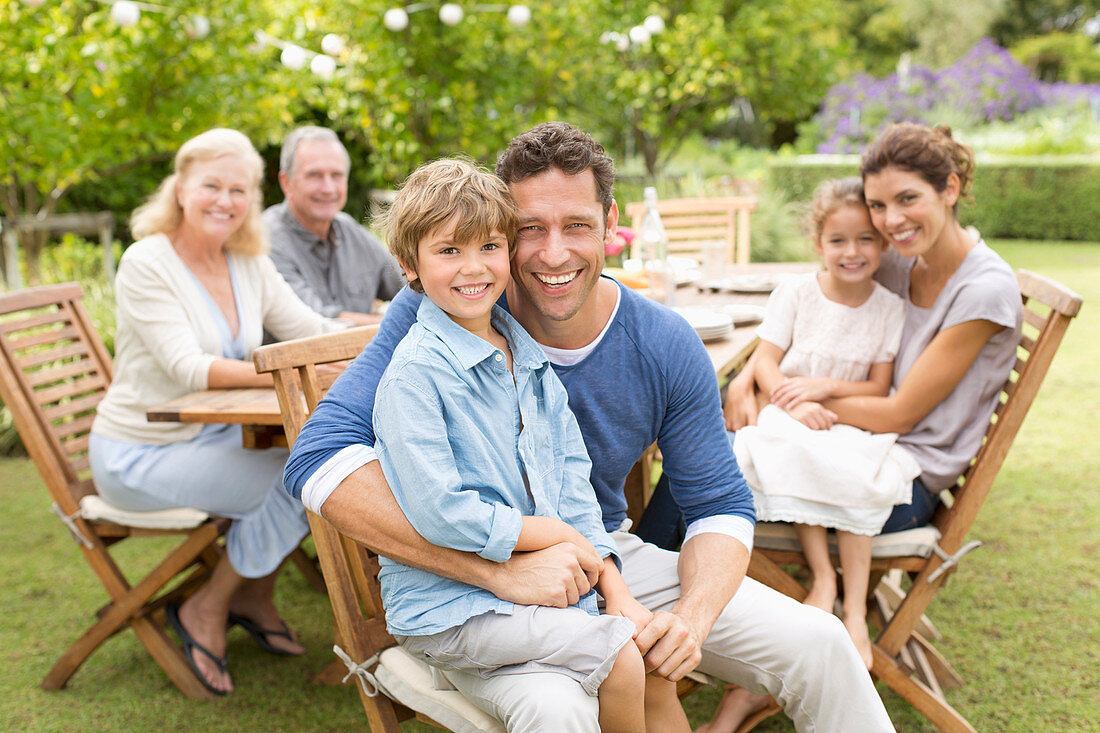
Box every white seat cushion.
[753,521,942,559]
[375,646,506,733]
[79,495,209,530]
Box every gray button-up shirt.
[263,202,406,318]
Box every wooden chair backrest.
[0,283,113,516]
[253,325,415,731]
[625,196,757,265]
[874,269,1082,654]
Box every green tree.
[561,1,849,175]
[0,0,300,279]
[1012,31,1100,83]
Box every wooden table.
[147,263,819,442]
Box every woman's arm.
[723,350,761,430]
[824,319,1004,434]
[770,360,894,409]
[207,358,274,388]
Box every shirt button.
[495,353,503,362]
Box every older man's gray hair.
[280,126,351,176]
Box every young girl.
[732,177,919,669]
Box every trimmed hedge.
[768,155,1100,241]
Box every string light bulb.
[110,0,141,27]
[439,3,463,26]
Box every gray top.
[875,241,1022,492]
[263,202,406,318]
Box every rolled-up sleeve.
[374,369,523,562]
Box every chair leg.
[871,645,976,733]
[289,544,327,593]
[43,525,222,695]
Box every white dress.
[735,273,919,535]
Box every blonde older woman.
[90,129,338,695]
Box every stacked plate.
[672,307,734,342]
[718,304,766,326]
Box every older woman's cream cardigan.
[93,233,337,444]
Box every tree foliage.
[0,0,300,275]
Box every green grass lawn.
[1,240,1096,731]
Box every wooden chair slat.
[35,374,107,405]
[42,392,103,422]
[15,341,88,370]
[63,433,91,456]
[0,282,227,699]
[744,268,1082,732]
[25,357,100,387]
[0,309,70,335]
[7,324,81,351]
[1022,307,1047,331]
[53,412,97,440]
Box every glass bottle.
[640,186,675,306]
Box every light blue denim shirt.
[374,297,619,636]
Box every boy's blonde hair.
[380,158,518,293]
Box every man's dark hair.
[495,122,615,215]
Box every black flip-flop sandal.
[166,602,230,696]
[228,612,304,657]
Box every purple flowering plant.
[805,39,1100,153]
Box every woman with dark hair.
[698,122,1023,732]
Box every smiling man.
[283,123,892,732]
[264,126,404,326]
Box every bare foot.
[177,598,233,693]
[843,613,874,671]
[802,579,837,614]
[695,685,773,733]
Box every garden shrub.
[768,155,1100,241]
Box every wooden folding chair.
[625,196,757,265]
[253,326,507,732]
[745,269,1083,732]
[0,283,230,698]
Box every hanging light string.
[51,1,534,79]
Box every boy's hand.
[787,401,837,430]
[605,595,654,637]
[770,376,833,409]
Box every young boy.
[372,158,689,733]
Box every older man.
[284,123,893,732]
[264,126,404,326]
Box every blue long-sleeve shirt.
[374,298,617,634]
[285,277,754,534]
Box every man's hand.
[487,542,602,608]
[632,610,704,681]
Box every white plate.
[718,304,766,326]
[699,274,782,293]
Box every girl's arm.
[752,341,789,399]
[770,360,893,410]
[823,319,1004,434]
